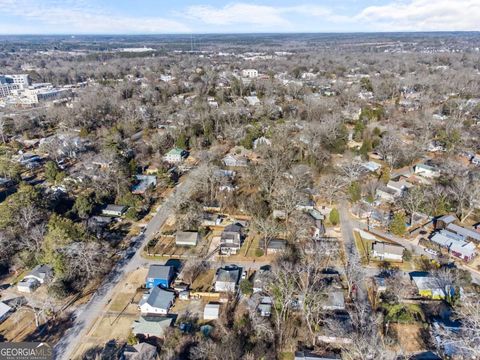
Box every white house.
[175,231,199,247]
[242,69,258,78]
[204,303,220,320]
[471,154,480,166]
[17,278,40,293]
[414,164,440,178]
[164,148,187,163]
[222,154,248,167]
[102,205,127,217]
[253,137,271,149]
[322,291,346,311]
[24,264,53,284]
[245,96,261,106]
[139,287,175,315]
[214,266,240,292]
[372,242,404,261]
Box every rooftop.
[132,316,172,337]
[143,287,175,310]
[372,242,404,256]
[446,223,480,242]
[147,265,173,280]
[215,267,240,283]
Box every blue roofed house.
[146,265,174,289]
[163,148,188,163]
[132,175,157,195]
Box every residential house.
[175,231,199,247]
[377,179,413,202]
[214,169,236,179]
[88,216,112,228]
[410,273,453,300]
[253,136,271,149]
[132,316,172,338]
[435,214,457,230]
[204,302,220,320]
[257,296,273,317]
[430,230,476,262]
[145,265,175,289]
[102,205,127,217]
[295,352,340,360]
[122,342,157,360]
[428,141,446,152]
[202,213,224,227]
[262,238,287,254]
[308,208,326,222]
[471,154,480,166]
[222,154,248,167]
[132,175,157,195]
[296,199,316,211]
[362,161,381,172]
[242,69,258,78]
[220,223,243,255]
[17,264,53,293]
[214,266,241,292]
[0,301,12,323]
[322,291,346,311]
[245,96,261,106]
[372,242,404,262]
[24,264,53,284]
[139,286,175,315]
[253,269,271,293]
[386,179,414,196]
[446,223,480,243]
[376,186,398,203]
[273,209,287,220]
[164,148,188,163]
[17,278,40,293]
[414,164,440,178]
[374,276,387,292]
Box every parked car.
[425,248,439,256]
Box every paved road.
[340,202,480,285]
[53,167,202,360]
[339,200,368,303]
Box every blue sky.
[0,0,478,34]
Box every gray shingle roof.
[215,267,240,283]
[372,242,404,256]
[146,287,175,310]
[147,265,173,280]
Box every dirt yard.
[0,308,37,341]
[389,323,429,353]
[70,267,148,359]
[191,269,216,292]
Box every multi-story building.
[6,74,30,88]
[242,69,258,78]
[0,74,30,99]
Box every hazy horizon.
[0,0,479,35]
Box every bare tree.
[253,216,281,255]
[449,175,480,223]
[181,259,209,284]
[438,296,480,359]
[317,173,348,205]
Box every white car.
[425,248,439,256]
[241,271,248,280]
